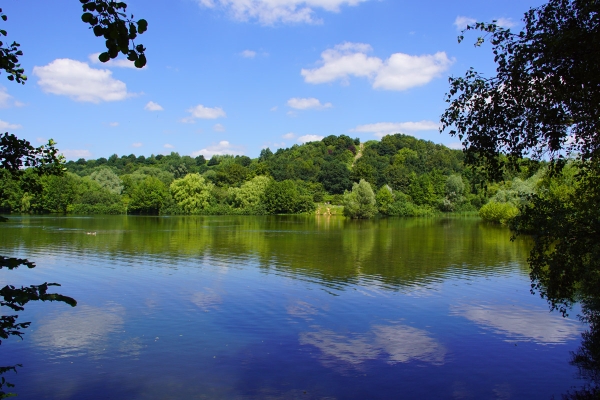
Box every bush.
[262,180,315,214]
[479,201,519,225]
[343,179,377,219]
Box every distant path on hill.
[352,143,364,167]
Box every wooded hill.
[0,134,542,217]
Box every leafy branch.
[80,0,148,68]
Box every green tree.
[343,179,377,219]
[262,180,314,214]
[89,167,123,194]
[130,176,169,214]
[170,174,214,214]
[39,173,80,213]
[216,163,249,186]
[439,174,466,212]
[229,175,272,212]
[376,185,395,215]
[318,160,352,194]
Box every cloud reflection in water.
[33,304,125,357]
[299,322,446,370]
[451,304,581,344]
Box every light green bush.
[479,201,519,225]
[343,179,377,219]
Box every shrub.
[479,201,519,225]
[343,179,377,219]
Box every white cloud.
[240,50,257,58]
[132,142,143,148]
[88,53,140,69]
[33,59,129,103]
[109,122,119,127]
[454,16,476,31]
[0,87,15,108]
[164,143,174,149]
[301,42,381,85]
[298,134,324,143]
[351,120,440,137]
[301,42,453,91]
[287,97,332,110]
[0,88,25,108]
[196,0,369,25]
[270,106,278,112]
[282,132,296,139]
[181,104,226,123]
[213,123,226,132]
[191,140,244,157]
[0,119,22,130]
[495,17,516,28]
[145,101,164,111]
[374,52,453,91]
[61,149,92,159]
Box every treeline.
[0,134,542,217]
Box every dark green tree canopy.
[441,0,600,178]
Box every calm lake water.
[0,215,587,399]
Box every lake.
[0,215,587,399]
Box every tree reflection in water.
[564,300,600,399]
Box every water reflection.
[190,289,223,311]
[451,304,581,344]
[0,215,586,399]
[0,215,532,292]
[33,304,125,358]
[300,322,446,371]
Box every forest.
[0,133,548,221]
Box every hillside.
[0,134,541,216]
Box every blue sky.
[0,0,543,160]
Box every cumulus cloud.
[282,132,296,139]
[181,104,226,123]
[132,142,143,148]
[33,59,130,103]
[213,123,226,132]
[196,0,369,25]
[240,50,257,58]
[301,42,453,91]
[298,134,324,143]
[351,120,439,137]
[191,140,244,157]
[0,119,22,130]
[287,97,332,110]
[454,16,476,30]
[108,122,119,127]
[301,42,381,85]
[88,53,140,69]
[164,143,174,149]
[270,106,278,111]
[60,149,93,159]
[145,101,164,111]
